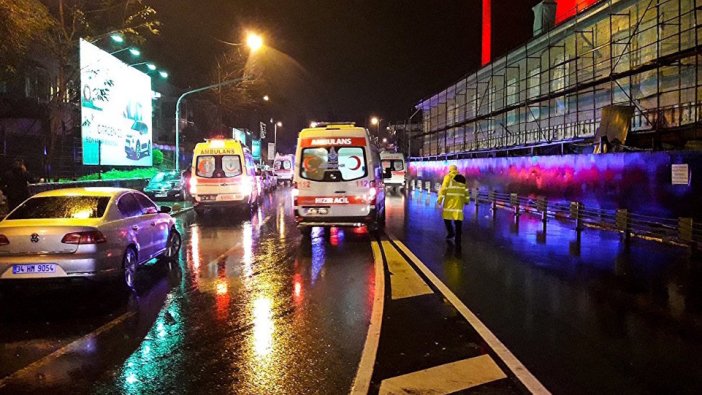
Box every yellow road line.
[379,354,507,394]
[0,310,135,389]
[350,240,386,395]
[389,234,550,394]
[381,240,432,300]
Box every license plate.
[217,194,241,201]
[200,195,216,201]
[12,264,56,275]
[155,192,167,197]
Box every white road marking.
[350,240,386,395]
[378,354,507,394]
[0,311,135,388]
[382,240,433,300]
[390,235,550,394]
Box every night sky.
[144,0,539,150]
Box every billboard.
[252,139,261,161]
[80,39,152,166]
[232,128,247,146]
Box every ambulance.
[273,153,295,185]
[380,151,407,192]
[189,139,259,215]
[293,123,387,234]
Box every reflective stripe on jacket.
[438,177,469,221]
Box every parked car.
[144,171,188,201]
[0,188,181,290]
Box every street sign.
[672,163,689,185]
[268,143,276,161]
[260,122,267,139]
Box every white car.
[0,187,181,289]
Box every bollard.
[536,196,548,224]
[570,201,584,231]
[473,188,480,214]
[489,190,497,218]
[510,193,520,217]
[616,209,630,242]
[679,217,693,243]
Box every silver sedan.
[0,187,181,289]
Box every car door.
[117,193,153,261]
[134,192,169,256]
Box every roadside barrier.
[411,179,702,251]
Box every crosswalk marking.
[382,240,433,300]
[378,355,507,395]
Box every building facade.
[415,0,701,158]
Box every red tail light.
[368,181,378,205]
[62,231,107,245]
[0,234,9,246]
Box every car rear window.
[301,146,367,182]
[196,155,242,178]
[8,196,110,219]
[274,160,291,170]
[382,160,404,171]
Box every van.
[293,123,386,234]
[380,151,406,191]
[190,139,259,214]
[273,153,295,185]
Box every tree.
[0,0,53,76]
[152,148,163,166]
[205,48,268,133]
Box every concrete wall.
[408,151,702,219]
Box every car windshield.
[7,196,111,219]
[150,172,179,183]
[300,146,367,182]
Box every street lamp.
[273,121,283,155]
[109,46,140,57]
[110,33,125,44]
[310,121,318,128]
[263,95,270,102]
[159,70,169,79]
[174,31,265,170]
[370,116,382,137]
[246,32,264,53]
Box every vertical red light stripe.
[481,0,491,66]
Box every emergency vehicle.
[273,153,295,185]
[380,151,407,191]
[189,139,259,215]
[293,123,387,234]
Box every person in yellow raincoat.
[437,165,469,243]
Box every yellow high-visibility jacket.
[438,174,469,221]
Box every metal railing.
[408,179,702,250]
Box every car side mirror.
[159,206,172,214]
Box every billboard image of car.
[80,39,153,166]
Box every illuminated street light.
[146,63,157,71]
[129,48,141,56]
[247,32,264,53]
[159,70,169,79]
[310,121,318,128]
[370,116,379,126]
[276,121,283,127]
[263,95,270,102]
[383,138,388,143]
[110,33,124,44]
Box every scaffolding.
[415,0,702,158]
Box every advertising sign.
[232,128,247,146]
[252,139,261,161]
[80,39,152,166]
[268,143,276,161]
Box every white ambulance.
[293,123,387,234]
[189,139,259,215]
[273,153,295,185]
[380,151,407,191]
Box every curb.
[171,207,194,216]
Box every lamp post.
[173,32,264,170]
[274,121,282,154]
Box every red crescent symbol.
[349,156,361,171]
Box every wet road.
[1,188,702,394]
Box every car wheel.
[299,226,312,237]
[163,228,181,260]
[122,247,138,290]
